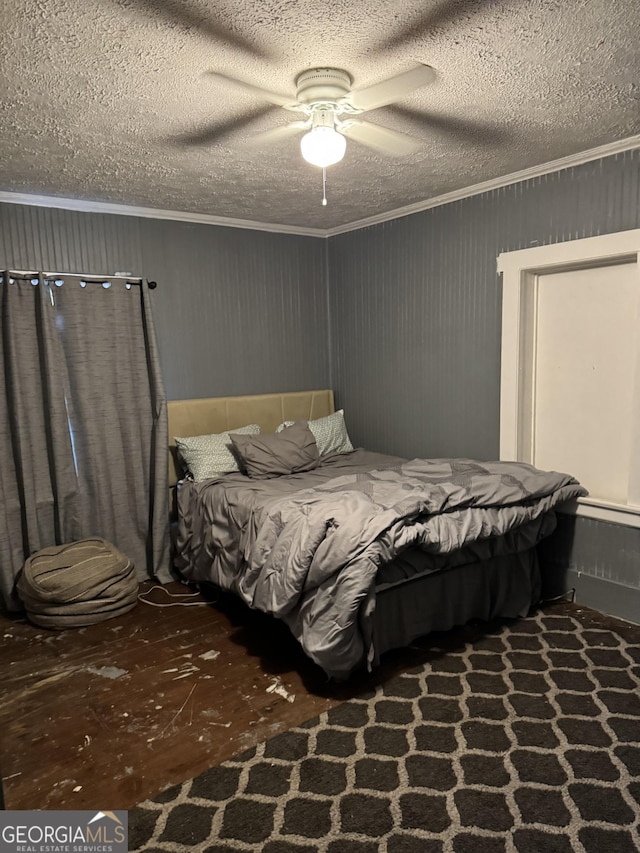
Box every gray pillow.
[276,409,353,456]
[175,423,260,481]
[229,420,319,479]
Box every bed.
[169,390,585,680]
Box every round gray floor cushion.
[17,537,138,628]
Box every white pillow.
[276,409,353,457]
[175,424,260,481]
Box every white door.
[499,228,640,526]
[533,262,639,506]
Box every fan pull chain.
[322,167,328,206]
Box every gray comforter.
[176,450,586,678]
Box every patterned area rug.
[130,608,640,852]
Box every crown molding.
[1,134,639,240]
[0,191,326,238]
[326,134,640,237]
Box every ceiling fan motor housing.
[295,68,352,105]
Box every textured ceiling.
[1,0,639,232]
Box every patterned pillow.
[174,424,260,481]
[276,409,353,457]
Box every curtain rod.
[2,269,157,288]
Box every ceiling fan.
[124,0,503,169]
[205,65,437,168]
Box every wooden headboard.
[167,389,335,486]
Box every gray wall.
[0,203,330,400]
[2,151,639,623]
[328,148,640,621]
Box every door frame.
[497,229,640,527]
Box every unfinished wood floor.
[0,582,411,811]
[1,584,631,813]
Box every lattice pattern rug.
[130,608,640,852]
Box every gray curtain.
[0,272,171,611]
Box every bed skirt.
[370,548,540,666]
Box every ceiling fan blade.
[370,0,497,53]
[387,105,509,146]
[170,106,275,147]
[121,0,267,59]
[341,120,422,157]
[206,72,298,109]
[348,66,436,112]
[245,121,310,148]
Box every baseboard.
[541,566,640,626]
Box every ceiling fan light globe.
[300,127,346,168]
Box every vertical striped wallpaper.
[0,204,330,400]
[329,150,640,457]
[1,150,639,605]
[328,149,640,599]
